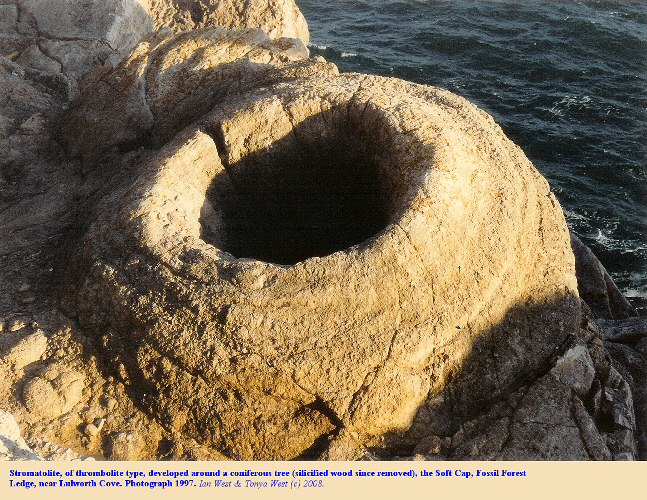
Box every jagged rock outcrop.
[412,314,639,460]
[141,0,309,44]
[57,32,585,458]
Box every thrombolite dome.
[61,37,580,459]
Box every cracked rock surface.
[1,0,153,86]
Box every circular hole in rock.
[200,108,393,265]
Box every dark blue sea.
[297,0,647,312]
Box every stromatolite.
[59,36,581,459]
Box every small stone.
[21,295,36,304]
[94,418,106,431]
[84,424,100,437]
[18,283,31,293]
[21,365,85,420]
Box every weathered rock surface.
[0,0,152,84]
[59,26,309,163]
[0,410,91,460]
[142,0,309,44]
[571,233,637,320]
[0,410,39,460]
[21,363,85,420]
[411,316,640,461]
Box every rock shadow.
[199,105,413,265]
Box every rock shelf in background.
[61,43,581,457]
[142,0,309,44]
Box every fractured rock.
[551,343,595,397]
[571,233,637,320]
[0,410,40,460]
[1,0,153,82]
[106,431,145,460]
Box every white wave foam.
[341,52,357,58]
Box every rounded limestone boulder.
[67,66,580,459]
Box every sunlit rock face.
[0,0,153,83]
